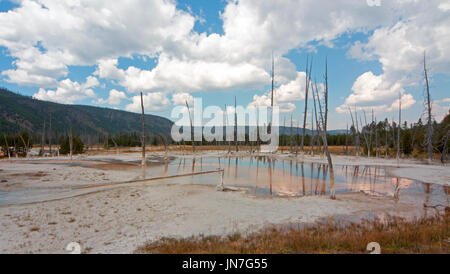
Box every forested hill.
[0,88,173,137]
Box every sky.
[0,0,449,130]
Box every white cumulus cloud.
[125,92,171,113]
[95,89,128,106]
[33,76,99,104]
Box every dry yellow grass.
[136,214,450,254]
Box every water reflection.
[1,155,448,214]
[166,156,448,214]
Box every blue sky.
[0,0,449,129]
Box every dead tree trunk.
[69,127,73,161]
[283,117,286,152]
[225,104,231,153]
[345,124,349,155]
[140,92,146,166]
[312,83,322,156]
[19,134,28,157]
[111,137,119,155]
[256,110,260,152]
[186,100,195,153]
[269,52,275,136]
[234,96,238,152]
[324,58,328,133]
[392,118,396,157]
[424,52,433,164]
[41,120,46,156]
[295,118,299,155]
[375,115,379,157]
[355,110,361,156]
[397,92,401,166]
[56,130,59,156]
[311,110,315,156]
[12,134,17,158]
[3,134,10,159]
[314,75,335,200]
[411,122,417,153]
[348,107,360,156]
[49,114,52,155]
[440,130,449,164]
[385,120,389,158]
[360,110,371,157]
[249,130,253,153]
[290,115,293,153]
[301,57,312,153]
[313,82,323,156]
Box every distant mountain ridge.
[0,88,173,137]
[0,88,347,139]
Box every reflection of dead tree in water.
[163,158,168,176]
[234,157,238,179]
[421,183,432,218]
[177,158,182,171]
[256,157,260,179]
[289,160,293,178]
[268,158,273,196]
[227,157,231,177]
[309,162,314,195]
[393,178,400,201]
[321,164,328,195]
[156,133,168,156]
[301,162,306,196]
[315,164,322,195]
[372,167,379,193]
[443,185,450,196]
[351,166,360,188]
[423,203,449,217]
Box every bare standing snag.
[141,92,146,166]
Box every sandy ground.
[0,151,448,254]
